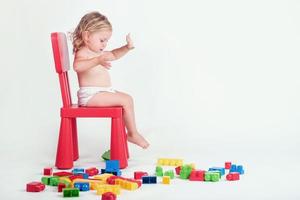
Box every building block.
[164,170,175,179]
[72,178,105,190]
[53,171,73,177]
[236,165,244,174]
[106,175,141,188]
[43,167,52,176]
[101,150,111,161]
[58,183,66,192]
[106,160,120,170]
[72,168,84,174]
[115,178,139,190]
[142,176,157,184]
[189,170,205,181]
[93,174,114,181]
[63,188,79,197]
[226,172,240,181]
[155,166,163,176]
[69,174,84,181]
[26,182,45,192]
[106,169,121,176]
[49,176,60,186]
[186,163,196,170]
[102,192,116,200]
[157,158,183,166]
[85,167,99,176]
[180,165,193,179]
[134,171,148,179]
[229,164,237,173]
[175,166,182,175]
[41,176,51,185]
[162,176,170,184]
[95,184,121,195]
[208,167,225,176]
[59,177,72,187]
[225,162,231,169]
[74,182,90,191]
[204,172,220,182]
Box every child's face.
[85,30,112,53]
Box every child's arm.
[102,34,134,61]
[73,52,111,73]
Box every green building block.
[63,188,79,197]
[49,177,60,186]
[101,150,110,160]
[180,165,192,179]
[156,166,163,176]
[205,172,220,182]
[164,170,175,179]
[41,176,50,185]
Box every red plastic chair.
[50,32,129,169]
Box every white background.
[0,0,300,199]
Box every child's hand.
[97,55,111,69]
[126,33,135,50]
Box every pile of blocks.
[26,158,245,198]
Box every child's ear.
[82,31,89,43]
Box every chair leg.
[121,118,130,159]
[55,117,74,169]
[71,118,79,161]
[111,117,128,169]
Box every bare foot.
[127,132,149,149]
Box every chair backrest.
[51,32,73,107]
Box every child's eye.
[100,39,104,42]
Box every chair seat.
[61,104,123,118]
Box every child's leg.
[86,91,149,148]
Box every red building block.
[58,183,66,192]
[43,167,52,176]
[85,167,99,176]
[102,192,116,200]
[225,162,232,170]
[175,166,182,175]
[69,174,84,181]
[26,182,45,192]
[134,171,148,179]
[189,170,205,181]
[53,171,73,177]
[226,172,240,181]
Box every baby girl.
[71,11,149,149]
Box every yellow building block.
[162,176,170,184]
[115,179,138,190]
[92,173,114,181]
[157,158,183,166]
[95,184,121,195]
[59,177,72,186]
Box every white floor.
[2,124,300,200]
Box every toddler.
[71,11,149,149]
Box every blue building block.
[142,176,157,184]
[74,182,90,191]
[208,167,225,176]
[237,165,244,174]
[106,160,120,170]
[106,169,122,176]
[229,164,237,173]
[72,168,84,174]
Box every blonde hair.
[71,11,112,53]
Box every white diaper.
[77,86,116,106]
